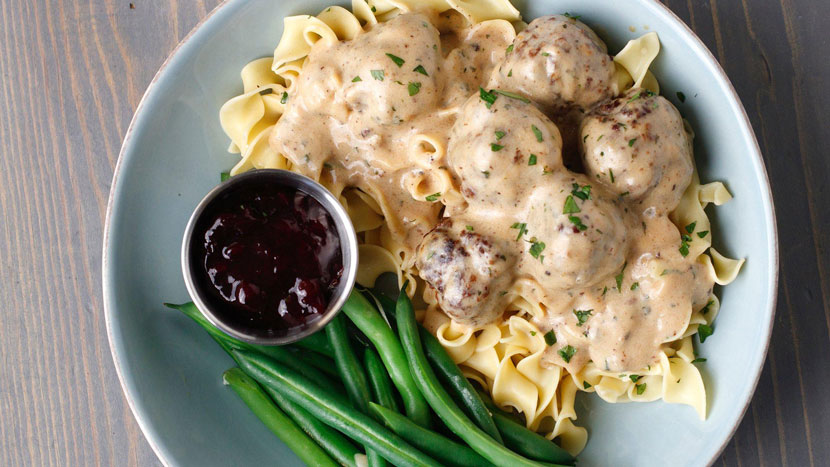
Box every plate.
[103,0,778,465]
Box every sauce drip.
[194,181,343,334]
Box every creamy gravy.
[271,12,714,374]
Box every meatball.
[489,15,617,115]
[580,88,694,214]
[416,218,515,326]
[518,172,629,290]
[447,91,563,208]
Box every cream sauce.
[271,12,714,374]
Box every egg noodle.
[218,0,744,455]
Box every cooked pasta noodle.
[217,0,744,454]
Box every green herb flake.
[491,143,504,152]
[258,88,273,96]
[529,241,546,261]
[425,192,441,202]
[530,331,537,336]
[371,4,377,12]
[280,91,288,104]
[413,64,429,76]
[370,69,385,81]
[568,215,588,231]
[629,375,642,383]
[544,330,557,346]
[531,124,543,142]
[220,171,230,182]
[385,53,405,67]
[495,130,506,140]
[615,262,627,292]
[511,222,528,240]
[563,12,581,20]
[493,89,530,103]
[571,183,592,200]
[573,309,593,326]
[508,68,513,77]
[408,82,422,96]
[685,221,697,234]
[609,168,615,183]
[583,381,592,389]
[677,91,686,103]
[692,357,707,363]
[481,170,490,178]
[630,282,639,291]
[466,225,474,231]
[698,324,714,343]
[479,87,497,108]
[505,44,514,54]
[700,299,714,314]
[528,154,537,166]
[636,383,647,395]
[541,52,551,56]
[558,345,577,363]
[602,286,608,296]
[697,230,709,238]
[351,76,362,82]
[563,195,581,214]
[628,138,637,147]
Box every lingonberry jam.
[192,180,343,335]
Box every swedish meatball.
[519,172,629,289]
[447,91,563,208]
[490,15,617,115]
[416,218,515,326]
[580,88,694,214]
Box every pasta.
[217,0,744,454]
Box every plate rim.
[102,1,780,465]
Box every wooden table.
[0,0,827,465]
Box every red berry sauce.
[192,181,343,335]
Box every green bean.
[364,348,400,414]
[261,385,361,467]
[233,349,442,467]
[372,294,503,443]
[286,345,339,379]
[395,291,553,467]
[294,330,334,358]
[222,368,338,467]
[165,302,338,389]
[341,291,431,427]
[475,390,576,465]
[369,402,490,467]
[326,314,372,414]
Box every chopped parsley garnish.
[408,82,421,96]
[630,282,639,291]
[258,88,273,96]
[481,170,490,178]
[568,215,588,231]
[627,89,655,102]
[413,64,429,76]
[609,168,615,183]
[635,383,647,395]
[583,381,592,389]
[698,324,714,343]
[629,374,642,383]
[491,143,504,152]
[479,87,497,108]
[619,191,630,198]
[544,330,557,346]
[371,69,385,81]
[495,130,506,140]
[508,69,513,77]
[505,44,514,54]
[352,76,362,82]
[528,154,537,166]
[220,171,230,182]
[541,52,550,56]
[571,183,592,200]
[692,357,707,363]
[697,230,709,238]
[558,345,576,363]
[280,91,289,104]
[530,331,536,336]
[511,222,528,240]
[425,192,441,202]
[628,138,637,147]
[499,290,508,296]
[529,241,546,261]
[677,91,686,102]
[385,53,405,67]
[563,195,581,214]
[371,4,377,12]
[493,89,530,103]
[602,286,608,296]
[685,221,697,234]
[573,309,593,326]
[531,124,543,142]
[679,234,692,257]
[615,262,627,292]
[563,12,581,20]
[466,225,474,231]
[700,299,714,314]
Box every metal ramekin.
[180,169,358,345]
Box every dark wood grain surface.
[0,0,827,465]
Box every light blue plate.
[103,0,778,465]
